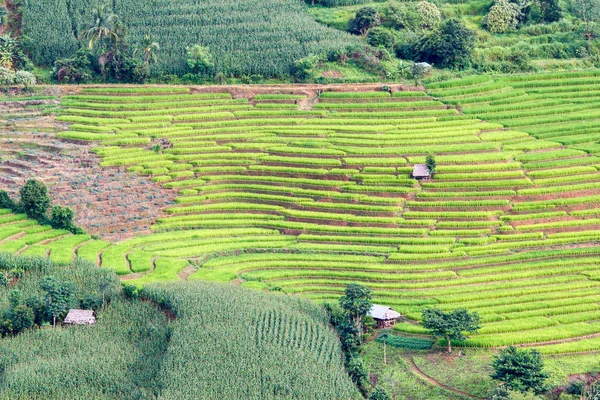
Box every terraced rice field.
[3,73,600,351]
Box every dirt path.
[178,265,197,281]
[406,356,481,400]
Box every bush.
[123,284,139,299]
[366,28,396,50]
[9,305,35,334]
[186,45,214,75]
[50,205,75,231]
[417,1,441,29]
[417,19,476,68]
[0,66,15,85]
[483,0,522,34]
[19,180,50,221]
[0,191,15,210]
[369,387,391,400]
[0,273,7,288]
[382,2,420,30]
[81,294,103,311]
[349,7,381,35]
[293,55,320,80]
[14,70,36,86]
[54,49,95,83]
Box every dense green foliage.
[491,346,549,395]
[422,308,481,353]
[141,282,360,399]
[21,0,359,78]
[19,180,50,221]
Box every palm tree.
[80,6,120,51]
[134,34,160,67]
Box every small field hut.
[412,164,431,180]
[64,309,96,325]
[368,304,401,329]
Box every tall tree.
[134,34,160,68]
[20,180,50,221]
[491,346,549,395]
[80,6,120,51]
[339,283,373,338]
[421,307,480,353]
[40,276,74,328]
[572,0,600,49]
[348,7,381,35]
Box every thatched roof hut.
[368,304,401,329]
[64,309,96,325]
[412,164,431,180]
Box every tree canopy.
[421,307,480,353]
[491,346,549,395]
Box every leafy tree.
[540,0,562,21]
[54,48,95,83]
[10,305,34,333]
[491,346,549,395]
[80,6,120,51]
[186,45,214,75]
[293,54,320,80]
[484,0,522,33]
[339,283,373,336]
[134,33,160,69]
[366,28,396,51]
[417,19,476,68]
[421,307,480,353]
[0,34,33,71]
[50,205,75,231]
[425,153,437,174]
[572,0,600,48]
[369,387,391,400]
[349,7,381,35]
[20,180,50,221]
[417,1,441,29]
[0,190,14,210]
[345,355,370,395]
[382,2,420,30]
[0,272,7,288]
[40,276,74,328]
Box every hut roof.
[368,304,401,321]
[412,164,430,178]
[64,309,96,325]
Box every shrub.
[0,191,15,210]
[293,54,320,79]
[366,28,396,51]
[186,45,214,75]
[417,1,441,29]
[14,70,36,86]
[50,205,77,232]
[382,2,420,30]
[20,180,50,221]
[349,7,381,35]
[417,19,476,68]
[0,273,7,288]
[483,0,522,34]
[53,49,95,83]
[0,66,15,85]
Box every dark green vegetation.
[0,254,358,399]
[143,282,360,399]
[19,0,358,79]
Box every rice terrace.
[3,0,600,398]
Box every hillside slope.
[0,254,358,399]
[21,0,359,77]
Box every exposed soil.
[0,99,176,241]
